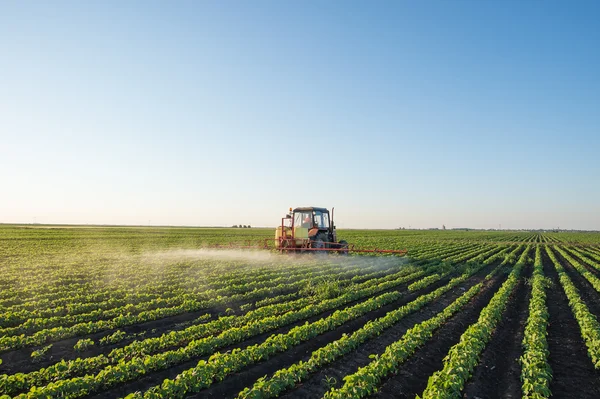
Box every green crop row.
[129,291,408,398]
[130,255,495,399]
[1,259,405,353]
[322,246,521,399]
[240,258,497,399]
[553,246,600,294]
[413,243,481,261]
[566,246,600,272]
[0,260,383,326]
[520,246,552,399]
[408,273,441,291]
[467,244,513,265]
[444,244,501,264]
[9,267,429,398]
[0,261,396,336]
[407,245,508,293]
[545,247,600,368]
[418,245,530,399]
[0,265,424,396]
[323,283,482,399]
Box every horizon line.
[1,222,598,233]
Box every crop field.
[1,226,600,398]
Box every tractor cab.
[292,207,335,244]
[294,208,330,230]
[270,206,405,256]
[274,206,341,251]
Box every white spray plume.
[141,248,409,269]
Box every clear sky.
[1,1,599,230]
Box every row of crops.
[1,225,599,398]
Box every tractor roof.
[293,207,329,213]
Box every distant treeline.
[232,225,251,228]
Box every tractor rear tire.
[312,237,325,251]
[338,240,349,255]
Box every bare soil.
[0,266,400,377]
[369,265,507,399]
[204,262,501,399]
[86,267,444,399]
[461,262,532,399]
[543,250,600,398]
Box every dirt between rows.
[542,249,600,398]
[0,307,223,376]
[274,262,503,399]
[565,248,600,279]
[461,261,532,399]
[86,266,448,399]
[197,262,503,399]
[555,249,600,323]
[372,248,600,399]
[368,263,509,399]
[0,265,396,376]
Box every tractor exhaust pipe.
[331,207,335,242]
[331,207,334,230]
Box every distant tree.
[232,225,238,228]
[247,225,251,228]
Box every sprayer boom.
[210,206,407,256]
[208,239,406,256]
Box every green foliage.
[322,376,337,390]
[30,344,52,363]
[418,246,531,399]
[74,338,94,352]
[12,268,424,398]
[300,277,345,300]
[241,260,493,399]
[1,225,599,399]
[546,246,600,368]
[99,330,127,346]
[520,246,552,398]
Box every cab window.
[295,212,313,228]
[313,211,329,228]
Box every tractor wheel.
[338,240,349,255]
[312,237,325,251]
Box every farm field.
[1,226,600,398]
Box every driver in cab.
[301,215,313,228]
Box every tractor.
[208,206,406,256]
[274,207,349,253]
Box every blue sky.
[1,1,599,229]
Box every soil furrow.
[461,262,532,399]
[368,265,509,399]
[563,247,600,278]
[543,250,600,398]
[1,267,409,376]
[554,250,600,318]
[204,266,504,398]
[0,308,220,375]
[86,269,447,399]
[277,262,502,399]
